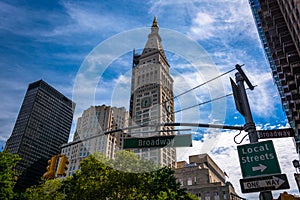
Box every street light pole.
[235,71,258,143]
[234,64,272,200]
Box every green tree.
[0,151,21,200]
[59,151,148,199]
[26,150,198,200]
[112,150,158,173]
[144,166,198,200]
[26,179,64,200]
[59,155,112,199]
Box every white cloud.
[189,12,215,40]
[109,73,132,108]
[114,74,131,85]
[187,0,258,42]
[49,1,141,38]
[172,64,227,126]
[247,70,282,118]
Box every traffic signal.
[57,155,69,176]
[43,155,58,179]
[278,192,299,200]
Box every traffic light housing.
[278,192,300,200]
[43,155,58,179]
[57,155,69,176]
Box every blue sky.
[0,0,298,198]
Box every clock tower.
[129,17,176,168]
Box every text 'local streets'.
[240,143,274,164]
[237,140,281,177]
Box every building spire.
[152,16,158,27]
[139,17,167,63]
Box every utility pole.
[232,64,273,200]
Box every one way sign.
[240,174,290,193]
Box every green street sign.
[237,140,281,178]
[123,134,192,149]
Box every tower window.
[187,177,193,185]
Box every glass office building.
[249,0,300,152]
[5,80,75,189]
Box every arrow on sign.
[240,174,290,193]
[243,176,285,189]
[252,164,267,172]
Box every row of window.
[194,191,227,200]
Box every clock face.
[165,101,171,113]
[141,97,151,108]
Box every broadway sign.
[123,134,192,149]
[257,128,295,139]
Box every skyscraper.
[249,0,300,151]
[129,17,176,168]
[5,80,75,189]
[61,105,128,176]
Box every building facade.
[5,80,74,189]
[174,154,244,200]
[128,17,176,168]
[249,0,300,151]
[61,105,128,176]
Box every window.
[205,192,210,200]
[187,177,193,185]
[223,191,227,199]
[196,193,201,200]
[213,192,219,200]
[178,179,183,186]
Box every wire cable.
[144,85,257,124]
[174,93,233,114]
[85,68,253,135]
[169,67,236,103]
[127,68,237,126]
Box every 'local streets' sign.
[257,128,295,139]
[237,140,281,178]
[240,174,290,193]
[123,134,192,149]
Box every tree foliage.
[0,151,21,200]
[26,179,64,200]
[26,150,198,200]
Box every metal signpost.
[231,65,290,199]
[123,134,192,149]
[233,64,258,143]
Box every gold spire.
[152,16,158,27]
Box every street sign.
[123,134,192,149]
[257,128,295,139]
[237,140,281,178]
[240,174,290,193]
